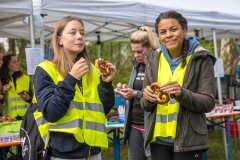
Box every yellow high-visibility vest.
[3,75,30,117]
[151,53,192,142]
[33,60,108,149]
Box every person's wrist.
[69,72,80,80]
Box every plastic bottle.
[118,105,125,124]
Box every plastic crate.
[114,95,126,107]
[224,122,240,138]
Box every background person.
[0,52,4,115]
[116,26,159,160]
[33,16,115,160]
[140,10,216,160]
[0,54,32,119]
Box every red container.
[224,122,240,138]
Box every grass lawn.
[102,127,240,160]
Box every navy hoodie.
[33,48,114,158]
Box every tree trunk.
[220,38,238,82]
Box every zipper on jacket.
[175,146,179,152]
[88,146,91,159]
[42,150,46,157]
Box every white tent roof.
[0,0,34,40]
[0,0,240,41]
[0,0,33,25]
[36,0,240,41]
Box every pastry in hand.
[95,58,111,77]
[150,82,170,104]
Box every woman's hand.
[160,81,181,97]
[142,86,158,103]
[70,57,89,79]
[0,94,4,101]
[116,83,128,91]
[118,87,136,100]
[3,84,12,94]
[101,61,116,82]
[19,92,31,101]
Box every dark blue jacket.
[33,48,114,159]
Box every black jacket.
[33,48,114,158]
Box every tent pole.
[40,15,45,52]
[97,34,101,58]
[29,14,35,48]
[213,29,228,160]
[98,45,100,58]
[213,30,223,105]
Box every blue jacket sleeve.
[33,67,77,122]
[98,78,115,115]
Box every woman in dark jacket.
[33,16,115,160]
[141,10,216,160]
[116,26,159,160]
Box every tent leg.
[29,14,35,48]
[40,15,45,52]
[213,29,228,160]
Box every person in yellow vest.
[1,54,32,119]
[0,52,4,116]
[140,10,216,160]
[32,16,116,160]
[0,52,4,115]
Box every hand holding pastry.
[18,91,30,101]
[150,82,169,104]
[95,58,116,82]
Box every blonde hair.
[50,16,92,81]
[130,26,159,49]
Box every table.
[205,111,240,160]
[0,141,22,160]
[106,123,124,160]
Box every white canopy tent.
[1,0,240,42]
[0,0,36,47]
[38,0,240,42]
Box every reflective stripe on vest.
[3,75,30,117]
[33,60,108,148]
[151,53,192,142]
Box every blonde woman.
[33,16,116,160]
[116,26,159,160]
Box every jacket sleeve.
[98,78,115,115]
[33,67,77,122]
[175,56,216,113]
[140,51,157,112]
